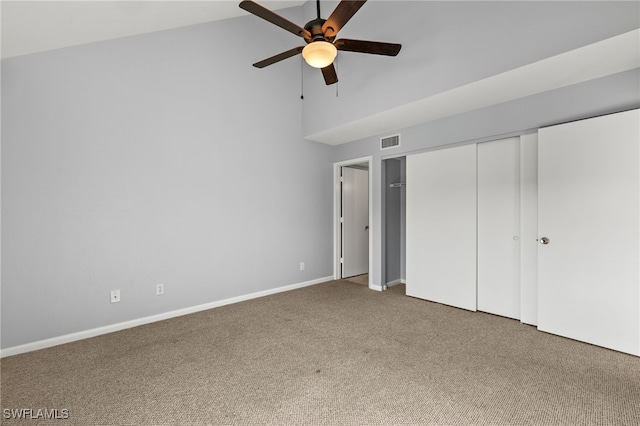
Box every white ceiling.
[1,0,305,59]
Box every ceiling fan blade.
[253,46,304,68]
[335,39,402,56]
[321,63,339,85]
[240,1,311,40]
[322,0,367,39]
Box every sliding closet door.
[477,137,520,320]
[406,144,477,311]
[538,109,640,356]
[519,134,539,326]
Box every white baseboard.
[386,279,406,287]
[1,276,333,358]
[371,279,406,291]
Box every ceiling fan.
[239,0,402,85]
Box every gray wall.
[1,10,334,349]
[2,1,639,350]
[383,157,404,285]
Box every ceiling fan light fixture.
[302,41,337,68]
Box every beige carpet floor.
[344,274,368,286]
[2,280,640,425]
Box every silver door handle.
[539,237,550,245]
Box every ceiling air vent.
[381,134,400,150]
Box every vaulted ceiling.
[1,1,305,59]
[2,1,638,146]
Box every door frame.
[333,156,373,288]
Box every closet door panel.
[406,144,477,311]
[538,109,640,356]
[519,133,539,326]
[477,137,521,320]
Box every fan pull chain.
[300,56,304,100]
[335,57,339,98]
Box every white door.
[519,134,539,326]
[342,166,369,278]
[538,109,640,356]
[406,144,477,311]
[477,137,521,319]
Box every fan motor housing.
[304,18,331,42]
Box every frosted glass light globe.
[302,41,338,68]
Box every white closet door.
[538,109,640,356]
[519,134,539,326]
[477,137,521,319]
[406,144,477,311]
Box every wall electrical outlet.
[156,283,165,296]
[110,289,121,303]
[299,262,305,271]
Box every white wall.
[1,11,334,350]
